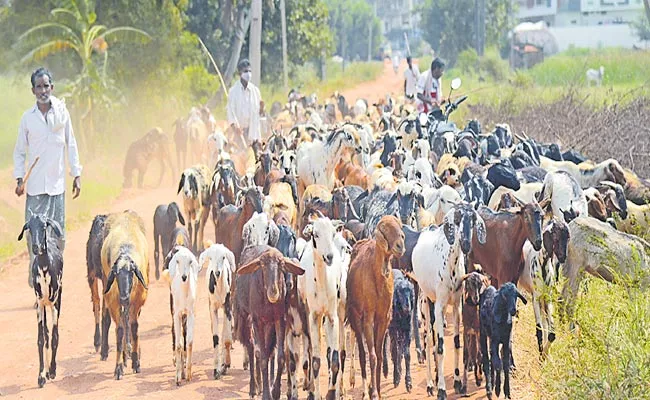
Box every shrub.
[456,48,479,75]
[479,48,510,82]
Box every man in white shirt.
[13,67,82,287]
[403,56,420,101]
[226,59,264,150]
[416,57,446,114]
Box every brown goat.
[233,245,304,400]
[100,211,149,379]
[346,215,405,400]
[468,202,544,287]
[461,270,490,393]
[214,187,265,264]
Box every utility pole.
[280,0,288,90]
[475,0,485,56]
[368,0,376,61]
[249,0,262,86]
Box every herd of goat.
[22,89,650,400]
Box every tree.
[631,13,650,45]
[325,0,381,61]
[17,0,151,150]
[419,0,513,64]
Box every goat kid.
[19,215,64,388]
[163,246,201,385]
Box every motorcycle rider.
[416,57,445,114]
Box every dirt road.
[0,60,518,399]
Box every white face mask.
[241,71,252,82]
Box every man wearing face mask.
[226,59,264,150]
[13,67,82,288]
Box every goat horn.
[511,193,527,206]
[514,134,526,143]
[598,181,618,189]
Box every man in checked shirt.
[13,67,82,288]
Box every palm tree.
[17,0,150,150]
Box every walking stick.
[19,156,40,192]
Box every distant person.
[13,67,82,288]
[392,54,400,74]
[416,57,445,114]
[226,59,264,150]
[403,56,420,101]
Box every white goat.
[297,216,349,400]
[586,66,604,87]
[539,156,626,189]
[207,129,228,168]
[242,211,280,249]
[422,185,462,225]
[296,129,360,192]
[199,244,236,379]
[411,205,487,397]
[407,157,437,188]
[279,149,298,176]
[538,171,588,223]
[519,219,569,355]
[166,246,202,385]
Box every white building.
[516,0,645,26]
[515,0,646,49]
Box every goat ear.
[443,212,456,246]
[225,249,237,273]
[475,214,487,245]
[17,223,29,241]
[454,273,471,292]
[193,258,203,274]
[134,266,148,289]
[268,220,280,246]
[302,224,313,240]
[177,173,185,194]
[516,290,528,305]
[333,220,345,233]
[282,258,305,276]
[46,219,63,238]
[238,257,263,275]
[104,269,116,294]
[168,258,178,279]
[172,203,186,225]
[198,251,209,274]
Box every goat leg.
[90,278,102,352]
[100,304,111,361]
[49,298,61,380]
[36,304,46,388]
[403,330,413,393]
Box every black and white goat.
[19,215,64,388]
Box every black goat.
[382,269,416,392]
[487,162,521,191]
[480,283,527,400]
[19,215,64,388]
[518,166,547,183]
[153,202,185,280]
[562,149,587,164]
[86,214,108,353]
[543,143,563,161]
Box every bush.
[512,70,534,89]
[182,64,221,105]
[540,277,650,399]
[479,48,510,82]
[456,48,479,75]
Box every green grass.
[0,76,35,169]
